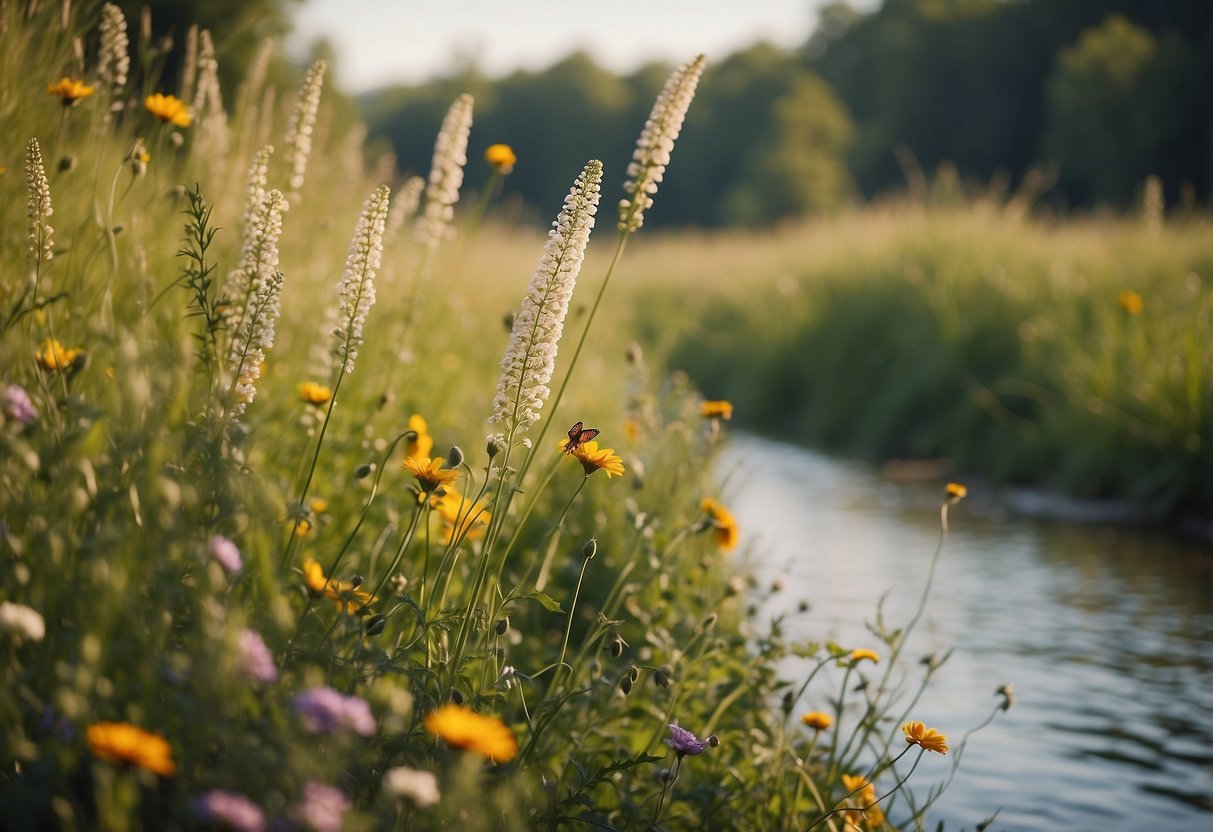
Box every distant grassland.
[611,204,1213,523]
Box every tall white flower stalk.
[96,3,129,107]
[386,175,425,244]
[223,157,282,340]
[192,29,230,158]
[416,94,473,253]
[489,160,602,446]
[226,189,286,416]
[284,60,326,197]
[25,138,54,269]
[618,54,706,233]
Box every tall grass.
[0,4,1001,830]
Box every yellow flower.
[848,648,880,664]
[405,414,434,461]
[700,498,739,552]
[484,143,516,173]
[841,774,884,828]
[424,704,517,762]
[562,439,625,478]
[303,559,372,614]
[700,400,733,420]
[144,92,191,127]
[1118,290,1143,315]
[403,456,460,492]
[298,381,332,406]
[945,482,967,502]
[86,722,177,777]
[35,338,82,371]
[800,711,833,731]
[46,77,94,103]
[429,489,490,543]
[309,498,329,514]
[902,721,949,754]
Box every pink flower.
[293,686,375,735]
[209,535,243,572]
[192,790,266,832]
[296,782,350,832]
[236,629,277,684]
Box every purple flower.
[292,686,375,736]
[192,790,267,832]
[296,782,350,832]
[209,535,243,572]
[3,384,37,425]
[237,628,278,684]
[665,723,716,756]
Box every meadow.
[10,2,1194,831]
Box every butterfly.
[563,421,600,454]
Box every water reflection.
[721,434,1213,831]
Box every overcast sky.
[289,0,873,92]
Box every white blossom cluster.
[96,3,129,99]
[228,190,287,414]
[25,138,53,264]
[333,185,391,374]
[386,175,425,242]
[284,60,326,195]
[416,94,473,251]
[224,178,284,322]
[618,54,706,233]
[0,601,45,643]
[490,161,603,436]
[193,30,230,156]
[238,145,275,235]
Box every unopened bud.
[353,462,374,479]
[996,682,1016,711]
[582,538,597,560]
[447,445,464,467]
[495,616,509,636]
[450,689,464,705]
[620,676,632,695]
[628,664,639,683]
[486,435,503,459]
[781,691,794,714]
[708,735,719,748]
[654,666,672,688]
[58,155,76,173]
[610,636,624,658]
[701,613,717,632]
[349,575,363,588]
[365,614,387,636]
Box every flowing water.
[721,434,1213,831]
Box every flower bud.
[495,616,509,636]
[628,664,639,683]
[781,691,794,715]
[708,735,719,748]
[582,538,597,560]
[365,614,387,636]
[353,462,374,480]
[450,689,464,705]
[447,445,464,467]
[620,676,632,695]
[610,636,624,657]
[654,666,672,688]
[58,155,77,173]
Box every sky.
[289,0,869,92]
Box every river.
[720,434,1213,831]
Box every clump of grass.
[0,5,1001,830]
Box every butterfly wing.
[577,428,600,444]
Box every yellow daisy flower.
[298,381,332,406]
[86,722,177,777]
[405,413,434,461]
[902,720,949,754]
[700,498,739,551]
[403,456,460,492]
[945,482,967,501]
[35,338,82,371]
[800,711,833,731]
[303,559,372,614]
[144,92,191,127]
[563,439,625,478]
[700,400,733,420]
[848,648,880,664]
[46,77,94,103]
[484,143,516,173]
[1117,290,1143,315]
[424,704,517,762]
[429,489,490,543]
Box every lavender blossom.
[665,723,717,756]
[295,782,350,832]
[236,629,277,684]
[292,686,375,735]
[192,790,266,832]
[208,535,243,573]
[4,384,37,424]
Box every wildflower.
[996,682,1016,711]
[192,29,229,155]
[560,439,625,478]
[382,767,441,807]
[284,60,326,194]
[144,92,191,127]
[192,790,266,832]
[945,482,967,502]
[293,686,376,736]
[801,711,833,731]
[298,381,332,406]
[86,722,177,776]
[26,138,54,264]
[224,174,285,337]
[700,400,733,420]
[303,559,372,614]
[700,498,739,552]
[127,138,150,176]
[489,161,602,437]
[0,601,45,642]
[96,4,130,98]
[4,384,37,424]
[840,774,885,828]
[235,628,277,683]
[309,497,328,514]
[1118,290,1143,315]
[208,535,243,572]
[295,782,350,832]
[46,77,94,104]
[902,721,949,754]
[417,94,474,250]
[35,338,82,372]
[485,143,516,174]
[404,456,460,493]
[848,648,880,664]
[619,55,706,233]
[424,704,517,762]
[429,489,490,542]
[333,185,390,374]
[229,269,284,414]
[405,413,434,461]
[235,145,275,243]
[665,724,717,756]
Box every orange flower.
[562,439,625,478]
[484,143,516,173]
[46,77,94,103]
[35,338,82,371]
[87,722,176,776]
[298,381,332,406]
[945,482,967,502]
[700,498,738,551]
[405,414,434,461]
[700,400,733,420]
[1117,290,1143,315]
[848,648,880,664]
[800,711,833,731]
[144,92,191,127]
[304,559,372,614]
[403,456,459,492]
[902,721,949,754]
[424,704,517,762]
[429,489,490,543]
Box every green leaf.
[523,592,565,613]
